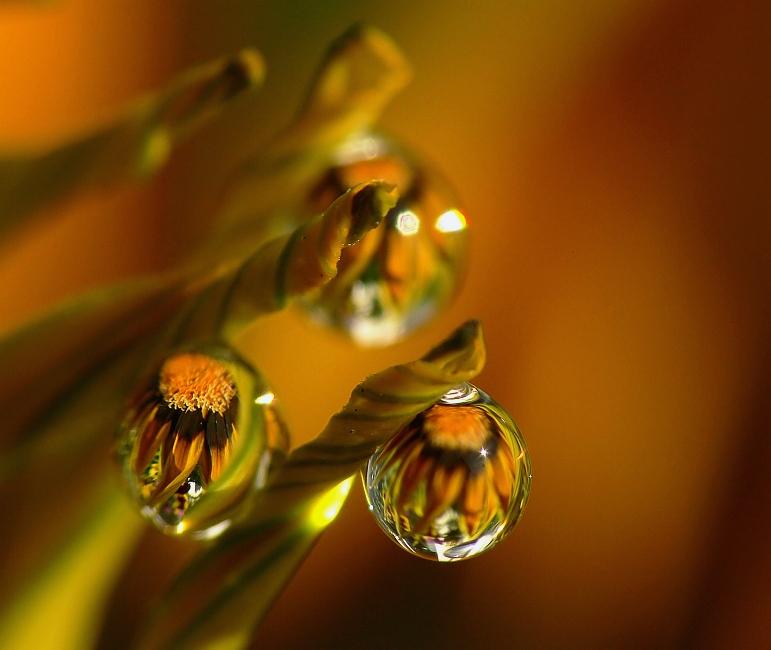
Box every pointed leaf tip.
[218,49,266,100]
[422,320,483,361]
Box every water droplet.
[363,383,530,561]
[116,346,289,538]
[301,132,469,346]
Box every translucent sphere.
[300,132,469,346]
[116,345,289,539]
[364,383,531,561]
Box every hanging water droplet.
[300,132,469,346]
[364,383,531,561]
[116,346,289,539]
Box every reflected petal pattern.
[116,345,289,539]
[364,382,530,561]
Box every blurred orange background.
[1,1,769,648]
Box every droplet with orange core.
[363,383,531,561]
[299,131,469,347]
[116,346,289,539]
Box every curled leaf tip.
[422,320,482,361]
[224,48,266,96]
[155,48,267,139]
[328,23,413,87]
[347,180,398,244]
[418,320,486,379]
[276,21,412,156]
[0,48,269,243]
[268,179,398,306]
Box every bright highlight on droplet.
[334,133,383,164]
[395,210,420,235]
[255,391,276,405]
[189,519,233,541]
[308,476,354,528]
[435,209,467,233]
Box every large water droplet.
[116,345,289,539]
[364,383,531,561]
[300,132,469,346]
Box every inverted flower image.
[365,382,530,561]
[131,353,240,494]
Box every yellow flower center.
[159,353,236,414]
[422,405,490,451]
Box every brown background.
[1,1,769,648]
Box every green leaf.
[0,24,446,650]
[134,320,486,650]
[249,319,486,524]
[0,48,264,243]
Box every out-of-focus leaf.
[0,48,264,243]
[0,474,142,650]
[216,24,412,244]
[274,22,413,156]
[134,320,486,650]
[0,279,185,451]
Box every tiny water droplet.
[301,132,469,346]
[363,383,530,561]
[116,345,289,538]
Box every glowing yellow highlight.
[255,391,276,405]
[307,476,354,529]
[395,210,420,235]
[435,209,467,233]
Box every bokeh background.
[1,1,769,648]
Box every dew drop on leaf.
[364,382,531,561]
[300,132,469,346]
[116,346,289,539]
